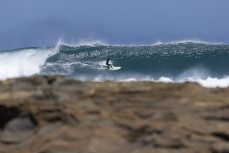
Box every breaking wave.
[1,40,229,88]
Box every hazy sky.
[0,0,229,50]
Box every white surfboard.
[109,66,121,71]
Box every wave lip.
[56,38,227,48]
[151,39,225,46]
[56,39,109,48]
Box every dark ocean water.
[1,40,229,87]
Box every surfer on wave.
[106,58,113,69]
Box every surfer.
[106,58,113,69]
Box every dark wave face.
[40,42,229,80]
[1,40,229,87]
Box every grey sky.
[0,0,229,50]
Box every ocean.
[1,40,229,88]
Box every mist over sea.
[0,40,229,88]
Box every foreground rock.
[0,75,229,153]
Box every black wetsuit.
[106,58,113,69]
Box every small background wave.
[1,40,229,88]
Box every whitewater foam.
[70,73,229,88]
[0,47,58,80]
[108,76,229,88]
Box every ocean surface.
[1,40,229,88]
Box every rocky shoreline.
[0,75,229,153]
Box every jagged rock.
[2,114,37,144]
[0,105,21,129]
[0,75,228,153]
[211,143,229,153]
